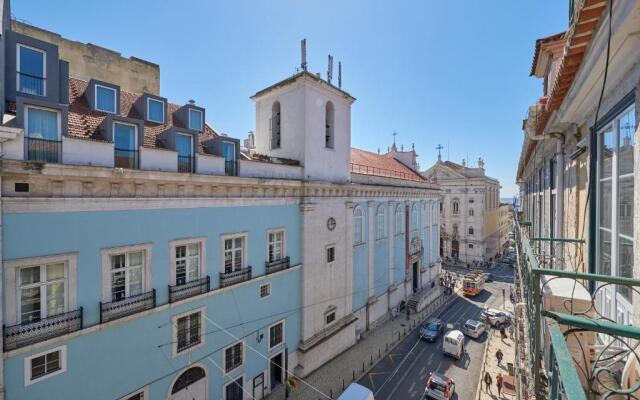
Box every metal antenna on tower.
[327,55,333,84]
[338,61,342,88]
[301,39,308,71]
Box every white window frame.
[267,228,286,262]
[223,340,244,375]
[259,282,271,299]
[4,253,78,326]
[169,237,207,286]
[188,108,203,131]
[100,243,152,303]
[146,97,165,123]
[325,310,336,326]
[17,43,47,96]
[268,319,285,351]
[376,206,386,240]
[176,132,194,157]
[353,206,364,245]
[172,306,205,357]
[94,84,117,113]
[120,386,149,400]
[326,245,336,266]
[24,345,67,386]
[24,105,61,140]
[221,233,248,273]
[18,263,67,324]
[113,121,138,150]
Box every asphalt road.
[358,264,514,400]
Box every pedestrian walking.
[484,371,493,393]
[496,373,504,397]
[500,325,507,339]
[496,349,504,365]
[508,324,515,339]
[406,306,411,321]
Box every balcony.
[225,160,237,176]
[99,289,156,324]
[18,72,45,96]
[3,308,83,351]
[168,276,210,303]
[178,155,194,173]
[265,256,290,275]
[219,266,252,288]
[25,137,61,163]
[114,148,139,169]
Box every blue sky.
[14,1,568,196]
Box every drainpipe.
[550,132,565,269]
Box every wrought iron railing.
[219,266,252,288]
[225,160,237,176]
[3,308,83,351]
[18,72,46,96]
[178,155,194,173]
[513,217,640,400]
[168,276,210,303]
[114,148,139,169]
[25,137,61,163]
[350,162,424,182]
[265,256,290,275]
[99,289,156,324]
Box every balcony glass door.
[26,107,60,162]
[114,123,137,169]
[223,141,236,176]
[176,134,193,172]
[18,45,45,96]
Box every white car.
[462,319,486,339]
[481,308,512,327]
[442,330,465,360]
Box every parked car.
[481,308,512,327]
[337,383,374,400]
[424,372,456,400]
[461,319,486,339]
[442,330,465,360]
[420,318,444,342]
[484,273,494,282]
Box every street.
[358,263,514,400]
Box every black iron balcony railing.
[100,289,156,324]
[225,160,237,176]
[265,256,290,275]
[25,137,61,163]
[220,266,252,288]
[114,148,139,169]
[168,276,210,303]
[18,72,46,96]
[3,308,83,351]
[178,155,194,173]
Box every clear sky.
[14,1,568,196]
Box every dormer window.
[17,44,46,96]
[188,109,203,131]
[95,84,116,113]
[147,98,165,123]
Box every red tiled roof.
[530,32,566,76]
[67,78,217,152]
[350,148,425,182]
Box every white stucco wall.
[196,153,225,175]
[239,160,303,180]
[63,136,114,168]
[139,146,178,172]
[2,127,24,160]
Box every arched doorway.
[169,366,207,400]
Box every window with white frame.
[25,106,60,141]
[25,346,66,385]
[269,320,284,349]
[120,388,148,400]
[174,308,203,355]
[395,205,404,234]
[17,44,46,96]
[223,235,246,273]
[597,102,636,304]
[268,229,285,262]
[174,243,201,286]
[354,207,364,244]
[468,244,474,249]
[18,262,66,324]
[147,98,165,123]
[326,246,335,264]
[260,283,271,298]
[325,311,336,325]
[224,342,243,373]
[188,108,203,131]
[95,84,117,113]
[270,101,281,149]
[376,206,386,239]
[101,244,151,303]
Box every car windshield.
[465,323,476,330]
[428,380,447,391]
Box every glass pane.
[27,108,58,140]
[19,46,44,76]
[188,244,199,256]
[235,238,242,248]
[189,109,202,130]
[599,179,612,229]
[148,99,164,122]
[223,142,235,162]
[129,251,143,267]
[617,236,633,302]
[618,177,633,237]
[114,123,136,150]
[21,266,41,285]
[45,351,60,373]
[21,287,41,323]
[46,282,65,316]
[111,254,126,270]
[46,263,65,281]
[600,128,613,179]
[176,134,192,157]
[31,355,47,379]
[599,230,612,276]
[175,259,186,285]
[111,271,126,301]
[618,108,635,176]
[96,86,116,113]
[129,267,143,296]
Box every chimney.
[188,99,196,105]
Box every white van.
[337,383,375,400]
[442,330,465,360]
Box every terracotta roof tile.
[350,147,425,182]
[67,78,217,151]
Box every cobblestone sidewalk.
[271,288,459,400]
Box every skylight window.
[188,109,203,131]
[147,98,165,123]
[95,85,116,113]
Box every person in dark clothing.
[484,371,493,393]
[496,349,504,365]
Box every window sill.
[353,242,366,248]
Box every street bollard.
[353,370,355,381]
[330,389,333,399]
[378,348,381,358]
[343,379,345,390]
[398,332,400,340]
[370,354,373,365]
[362,362,365,372]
